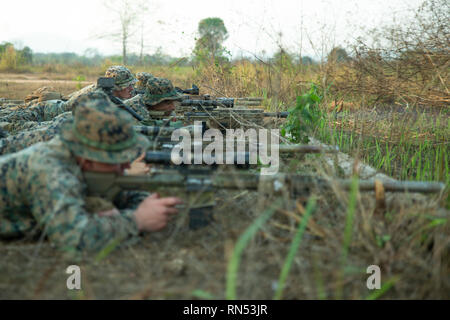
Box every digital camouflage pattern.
[0,91,111,134]
[142,77,183,107]
[65,84,98,107]
[0,90,169,156]
[59,97,149,164]
[123,96,183,127]
[0,100,68,133]
[123,94,151,121]
[0,136,146,252]
[135,72,154,94]
[105,65,136,90]
[0,112,72,155]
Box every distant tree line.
[0,37,346,70]
[32,50,191,67]
[0,42,33,68]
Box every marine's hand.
[125,153,151,175]
[134,193,183,231]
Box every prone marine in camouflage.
[0,100,68,133]
[124,76,184,126]
[0,97,152,252]
[0,86,64,109]
[0,113,71,155]
[0,66,136,134]
[24,86,64,104]
[67,65,136,100]
[134,72,154,94]
[65,65,137,110]
[0,92,115,155]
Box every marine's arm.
[0,128,54,155]
[0,100,67,124]
[28,153,140,252]
[0,113,71,155]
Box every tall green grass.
[335,175,359,299]
[226,199,281,300]
[274,197,317,300]
[316,112,449,183]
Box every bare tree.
[99,0,149,65]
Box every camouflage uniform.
[0,90,113,135]
[0,112,72,155]
[0,100,67,123]
[122,77,182,124]
[23,86,64,104]
[123,94,151,120]
[0,98,150,252]
[124,77,184,127]
[0,92,126,156]
[135,72,154,94]
[0,67,137,134]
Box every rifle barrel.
[264,112,289,118]
[109,95,144,122]
[84,171,446,202]
[181,99,234,108]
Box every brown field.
[0,73,92,100]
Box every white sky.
[0,0,423,60]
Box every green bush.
[281,83,325,143]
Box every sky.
[0,0,424,60]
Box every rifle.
[97,77,144,122]
[133,124,199,137]
[182,110,289,119]
[180,98,235,109]
[135,84,199,97]
[84,170,446,198]
[178,109,289,129]
[134,124,339,155]
[84,167,445,229]
[175,84,200,96]
[173,84,263,107]
[143,138,339,155]
[144,150,254,170]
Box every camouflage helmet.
[60,96,150,164]
[142,77,183,107]
[135,72,154,93]
[105,66,136,90]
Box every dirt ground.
[0,73,92,100]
